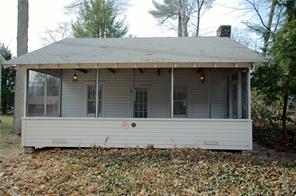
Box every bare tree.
[231,26,259,51]
[150,0,183,37]
[195,0,214,36]
[180,0,189,36]
[13,0,29,134]
[41,23,72,45]
[243,0,283,56]
[150,0,215,37]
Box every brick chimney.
[217,25,231,38]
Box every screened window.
[27,70,61,116]
[134,88,148,118]
[174,86,187,117]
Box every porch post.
[23,68,27,117]
[171,67,174,118]
[248,69,251,119]
[95,68,99,118]
[59,69,63,117]
[44,73,47,116]
[237,71,242,118]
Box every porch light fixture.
[197,69,205,82]
[72,72,79,82]
[200,72,205,81]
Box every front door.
[133,87,149,118]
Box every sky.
[0,0,252,56]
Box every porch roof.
[7,37,267,67]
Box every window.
[27,70,61,116]
[86,84,103,117]
[174,86,187,117]
[134,88,148,118]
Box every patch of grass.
[0,115,19,149]
[0,148,295,195]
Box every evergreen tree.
[72,0,128,38]
[252,0,296,140]
[272,0,296,139]
[0,43,15,114]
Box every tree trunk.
[2,84,7,114]
[180,0,188,37]
[13,0,29,134]
[183,17,189,37]
[282,79,289,141]
[196,10,200,36]
[177,0,182,37]
[262,0,277,57]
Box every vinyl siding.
[22,118,252,150]
[62,69,96,117]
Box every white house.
[7,27,267,151]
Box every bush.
[251,90,282,130]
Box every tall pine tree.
[72,0,128,38]
[0,43,15,115]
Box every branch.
[245,0,269,30]
[159,13,177,24]
[273,6,283,33]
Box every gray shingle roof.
[7,37,267,65]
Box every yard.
[0,116,296,195]
[0,115,21,160]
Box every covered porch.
[22,65,252,150]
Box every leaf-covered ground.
[1,148,295,195]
